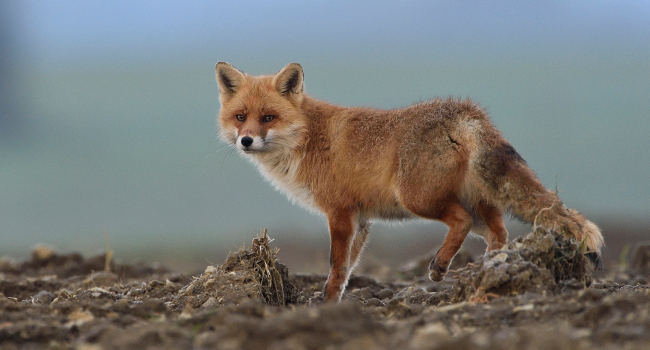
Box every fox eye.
[235,114,246,122]
[262,115,275,123]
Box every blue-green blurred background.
[1,1,648,270]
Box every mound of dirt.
[170,230,298,310]
[449,227,592,302]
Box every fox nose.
[240,136,253,147]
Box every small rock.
[376,288,394,300]
[425,293,443,305]
[179,306,194,320]
[0,257,16,271]
[194,332,219,349]
[386,301,415,318]
[204,265,218,274]
[147,280,165,289]
[201,297,219,308]
[166,279,181,288]
[411,322,450,348]
[513,304,534,312]
[630,242,650,274]
[349,287,373,300]
[32,290,55,305]
[365,298,385,307]
[402,286,428,304]
[387,298,402,306]
[490,252,509,263]
[426,280,455,293]
[571,328,592,339]
[341,335,384,350]
[87,287,112,298]
[32,245,55,261]
[67,309,94,327]
[76,344,103,350]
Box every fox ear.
[215,62,245,95]
[273,63,304,95]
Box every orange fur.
[215,62,604,302]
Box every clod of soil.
[449,227,592,302]
[170,230,298,310]
[630,242,650,274]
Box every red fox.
[215,62,604,302]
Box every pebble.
[365,298,385,307]
[0,257,16,271]
[411,322,450,348]
[32,245,55,261]
[350,287,373,300]
[32,290,55,305]
[512,304,534,312]
[491,252,509,263]
[201,297,219,308]
[66,309,94,327]
[376,288,394,300]
[630,243,650,273]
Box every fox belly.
[360,199,414,221]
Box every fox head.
[215,62,308,154]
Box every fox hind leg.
[348,220,370,274]
[427,202,474,281]
[475,201,508,251]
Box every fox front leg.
[323,210,355,302]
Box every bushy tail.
[472,141,604,256]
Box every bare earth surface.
[1,228,648,350]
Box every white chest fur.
[249,150,318,213]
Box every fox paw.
[585,252,603,271]
[428,261,448,282]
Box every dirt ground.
[1,228,648,350]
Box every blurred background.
[1,1,648,272]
